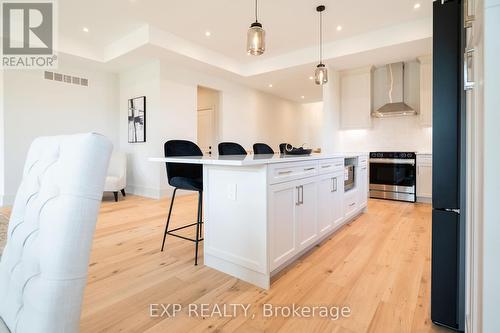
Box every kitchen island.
[150,153,368,289]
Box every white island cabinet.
[150,153,369,289]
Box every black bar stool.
[161,140,204,265]
[218,142,247,156]
[253,143,274,154]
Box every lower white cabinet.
[269,177,318,270]
[344,189,358,219]
[417,154,432,201]
[269,182,297,270]
[296,179,318,250]
[358,163,368,208]
[269,155,369,272]
[318,171,344,236]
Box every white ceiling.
[58,0,433,102]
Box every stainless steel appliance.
[369,152,416,202]
[344,164,355,191]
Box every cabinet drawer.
[268,161,318,185]
[318,158,344,174]
[358,155,368,165]
[344,190,358,218]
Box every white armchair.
[104,152,127,202]
[0,133,112,333]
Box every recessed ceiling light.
[205,31,211,37]
[309,76,314,80]
[301,96,305,99]
[336,25,342,31]
[414,3,421,9]
[82,27,89,33]
[268,84,273,88]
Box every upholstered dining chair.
[104,151,127,202]
[0,133,112,333]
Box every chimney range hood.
[372,62,417,118]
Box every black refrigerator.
[431,0,466,331]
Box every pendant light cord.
[255,0,258,22]
[319,10,323,65]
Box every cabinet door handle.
[331,177,337,192]
[279,170,293,175]
[296,186,301,206]
[464,0,475,28]
[349,202,356,207]
[464,48,475,91]
[361,167,367,170]
[321,165,332,169]
[300,185,304,205]
[304,167,315,171]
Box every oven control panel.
[369,152,416,159]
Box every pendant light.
[247,0,265,56]
[314,5,328,85]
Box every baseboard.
[125,185,192,200]
[417,196,432,204]
[124,185,163,199]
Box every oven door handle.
[369,158,415,165]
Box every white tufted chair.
[103,152,127,202]
[0,133,112,333]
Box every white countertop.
[149,152,367,166]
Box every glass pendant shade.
[314,5,328,85]
[247,22,265,56]
[315,64,328,85]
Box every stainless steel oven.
[369,152,416,202]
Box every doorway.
[197,86,220,155]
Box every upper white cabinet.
[340,66,374,129]
[416,154,432,202]
[418,55,433,127]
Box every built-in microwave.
[344,164,355,191]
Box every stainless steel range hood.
[372,62,417,118]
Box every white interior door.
[197,107,215,155]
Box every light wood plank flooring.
[77,194,448,333]
[1,195,446,332]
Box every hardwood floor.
[79,194,446,333]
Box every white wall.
[1,55,119,205]
[308,103,432,153]
[338,117,432,152]
[321,70,342,153]
[300,102,323,149]
[119,59,308,199]
[197,86,221,144]
[482,1,500,330]
[0,69,5,206]
[309,64,432,154]
[118,61,166,198]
